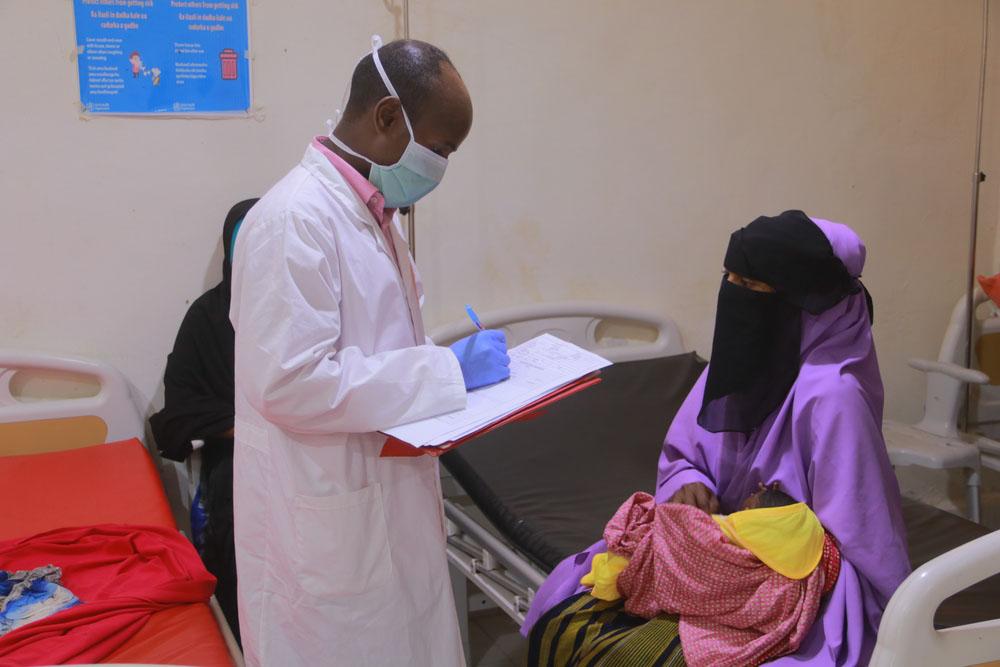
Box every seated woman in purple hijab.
[522,211,910,666]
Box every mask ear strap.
[369,34,416,137]
[330,43,369,128]
[333,75,350,124]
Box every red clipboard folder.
[380,372,603,457]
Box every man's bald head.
[343,39,455,124]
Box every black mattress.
[442,353,707,570]
[441,354,1000,629]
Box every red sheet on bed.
[0,525,216,666]
[0,439,174,540]
[0,439,234,666]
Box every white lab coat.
[229,143,468,666]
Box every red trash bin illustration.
[220,49,239,80]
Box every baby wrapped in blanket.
[581,485,840,667]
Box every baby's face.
[740,484,797,512]
[741,490,765,511]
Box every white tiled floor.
[469,609,528,667]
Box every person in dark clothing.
[150,198,258,644]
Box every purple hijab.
[521,218,910,666]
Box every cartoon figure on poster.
[129,51,144,78]
[128,51,162,87]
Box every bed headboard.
[0,350,144,456]
[429,301,685,362]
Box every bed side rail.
[0,349,144,454]
[429,301,684,362]
[444,499,546,624]
[870,529,1000,666]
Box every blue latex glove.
[449,330,511,390]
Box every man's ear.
[373,96,403,133]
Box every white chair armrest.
[870,529,1000,666]
[908,358,990,385]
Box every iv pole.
[964,0,990,428]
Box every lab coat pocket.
[291,483,392,599]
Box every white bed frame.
[430,302,685,658]
[870,528,1000,666]
[431,301,685,364]
[0,350,245,667]
[0,350,144,447]
[430,302,1000,666]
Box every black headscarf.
[698,210,865,434]
[150,199,258,462]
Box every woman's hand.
[668,482,720,514]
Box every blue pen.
[465,304,485,331]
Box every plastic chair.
[969,313,1000,474]
[882,292,992,523]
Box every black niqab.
[150,198,258,462]
[698,210,863,434]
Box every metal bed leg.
[208,594,245,666]
[967,467,982,523]
[450,562,471,664]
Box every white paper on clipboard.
[382,334,611,448]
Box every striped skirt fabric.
[527,593,686,667]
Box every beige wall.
[0,0,993,424]
[0,0,401,410]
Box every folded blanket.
[598,493,839,667]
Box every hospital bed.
[430,302,1000,665]
[0,350,244,667]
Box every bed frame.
[430,301,1000,665]
[430,302,686,656]
[0,349,245,667]
[6,306,996,665]
[870,529,1000,666]
[0,350,144,457]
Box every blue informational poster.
[73,1,250,114]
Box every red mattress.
[0,439,234,666]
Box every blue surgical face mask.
[326,35,448,208]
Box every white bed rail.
[437,301,685,645]
[429,301,684,362]
[0,350,245,665]
[0,349,143,444]
[444,499,546,625]
[870,528,1000,666]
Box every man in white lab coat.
[229,37,510,666]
